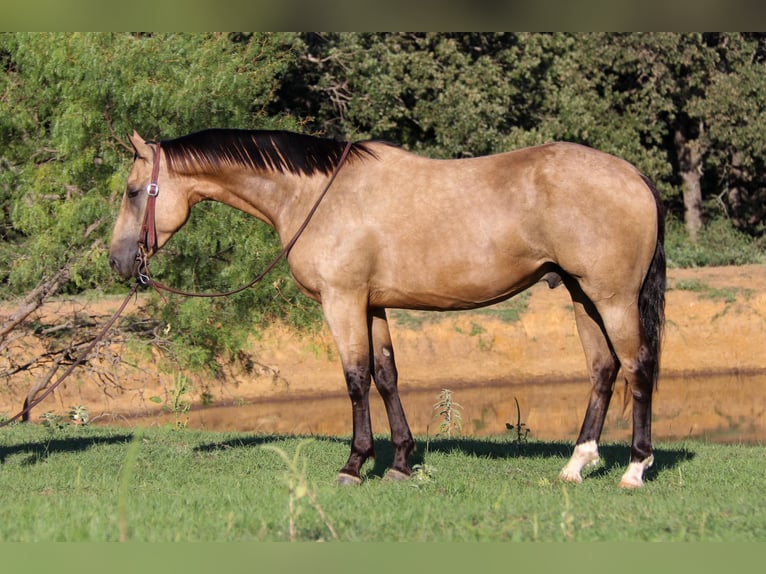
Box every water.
[159,371,766,444]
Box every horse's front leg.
[322,293,375,485]
[336,360,374,485]
[369,308,415,480]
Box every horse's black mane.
[160,128,378,176]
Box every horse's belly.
[369,257,542,310]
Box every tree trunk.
[22,356,64,422]
[674,128,704,242]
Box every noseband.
[134,139,353,297]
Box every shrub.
[665,217,765,268]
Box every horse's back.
[364,140,660,266]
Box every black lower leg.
[629,352,655,463]
[576,362,619,445]
[339,365,375,478]
[372,346,415,475]
[630,391,653,462]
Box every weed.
[410,462,436,484]
[671,278,707,293]
[474,292,531,323]
[560,485,575,541]
[117,430,144,542]
[410,426,437,485]
[467,322,486,337]
[672,278,754,321]
[432,388,463,438]
[262,439,338,542]
[39,407,91,430]
[39,411,66,431]
[505,397,531,444]
[68,405,90,426]
[389,310,431,329]
[150,373,192,429]
[391,292,531,329]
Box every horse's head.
[108,131,191,280]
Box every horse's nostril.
[109,256,126,275]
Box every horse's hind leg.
[559,283,620,483]
[369,308,415,480]
[596,300,657,488]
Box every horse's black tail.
[639,175,666,389]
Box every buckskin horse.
[109,129,665,488]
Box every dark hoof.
[383,468,410,482]
[335,472,362,486]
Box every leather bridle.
[135,139,353,298]
[136,142,162,285]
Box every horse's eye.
[127,188,141,199]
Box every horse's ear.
[128,130,153,160]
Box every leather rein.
[0,138,351,426]
[136,139,353,298]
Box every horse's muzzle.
[108,246,140,280]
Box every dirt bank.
[2,265,765,440]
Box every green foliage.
[141,201,323,374]
[149,373,192,429]
[0,32,297,296]
[0,32,311,376]
[666,216,765,268]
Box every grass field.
[0,423,764,542]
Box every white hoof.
[558,467,585,483]
[558,440,600,483]
[618,455,654,489]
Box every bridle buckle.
[146,182,159,197]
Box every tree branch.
[0,266,70,348]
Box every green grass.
[671,278,752,305]
[1,423,765,542]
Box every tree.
[278,32,543,156]
[1,32,298,292]
[565,33,766,240]
[694,33,766,235]
[0,32,310,377]
[280,33,766,241]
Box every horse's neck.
[209,169,327,240]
